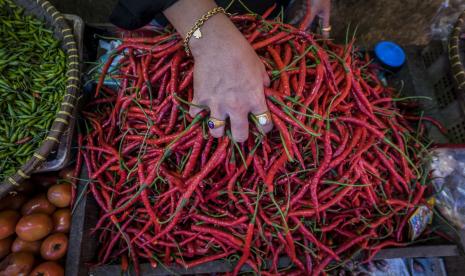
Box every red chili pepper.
[83,15,434,274]
[138,164,161,233]
[122,34,174,44]
[264,152,287,193]
[149,138,230,243]
[192,214,248,227]
[283,43,293,66]
[374,149,409,193]
[232,221,254,275]
[191,225,243,248]
[121,255,129,272]
[181,133,203,178]
[184,252,231,268]
[338,117,385,139]
[272,114,294,159]
[366,240,408,262]
[299,62,324,118]
[290,186,352,217]
[268,46,291,96]
[298,0,313,30]
[252,32,288,50]
[404,115,447,135]
[292,218,340,261]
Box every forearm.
[163,0,218,37]
[163,0,240,57]
[164,0,272,142]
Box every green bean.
[0,0,68,181]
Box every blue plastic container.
[374,41,406,69]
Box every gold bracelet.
[183,7,229,56]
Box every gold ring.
[322,25,332,32]
[254,111,272,126]
[207,117,226,129]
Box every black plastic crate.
[66,169,461,276]
[389,41,465,145]
[66,41,465,276]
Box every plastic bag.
[430,0,465,40]
[430,147,465,229]
[96,39,122,87]
[333,258,446,276]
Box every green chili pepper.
[0,0,68,181]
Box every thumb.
[263,70,271,87]
[189,104,203,118]
[189,96,206,118]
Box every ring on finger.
[254,111,272,126]
[207,117,226,129]
[322,25,332,32]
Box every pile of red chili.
[78,9,438,275]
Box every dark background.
[49,0,450,47]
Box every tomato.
[40,233,68,261]
[58,166,74,181]
[21,194,56,216]
[51,209,71,233]
[11,238,41,254]
[15,214,53,242]
[0,211,20,239]
[0,237,13,259]
[0,193,26,211]
[30,262,64,276]
[47,183,71,208]
[0,252,34,276]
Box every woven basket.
[0,0,80,198]
[449,9,465,91]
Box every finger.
[189,104,203,118]
[322,30,330,39]
[189,96,207,118]
[321,3,331,38]
[307,4,317,30]
[250,99,273,134]
[263,70,271,87]
[229,111,249,143]
[297,0,317,31]
[321,27,330,39]
[208,104,227,138]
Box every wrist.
[189,14,240,58]
[163,0,217,38]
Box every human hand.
[299,0,331,38]
[188,14,272,142]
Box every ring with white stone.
[254,111,272,126]
[322,25,332,32]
